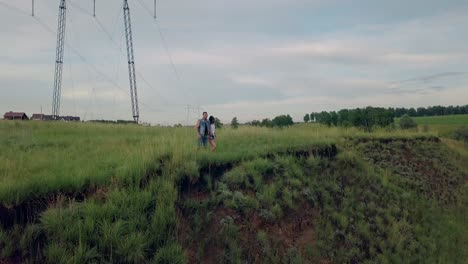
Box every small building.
[31,114,54,121]
[31,114,45,121]
[60,116,80,122]
[3,111,29,120]
[31,114,78,121]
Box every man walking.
[195,112,210,148]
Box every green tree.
[310,113,316,122]
[408,108,417,117]
[417,107,427,116]
[337,109,350,126]
[318,111,332,126]
[330,111,338,126]
[349,108,364,128]
[261,118,274,128]
[303,113,310,123]
[231,117,239,129]
[400,114,417,129]
[215,117,223,129]
[250,120,261,126]
[272,114,294,127]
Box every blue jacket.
[198,119,209,136]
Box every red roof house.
[3,112,29,120]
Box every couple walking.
[194,112,216,152]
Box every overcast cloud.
[0,0,467,124]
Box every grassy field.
[0,120,466,263]
[409,114,468,125]
[397,114,468,137]
[0,121,427,205]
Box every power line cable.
[0,2,176,118]
[134,0,181,82]
[0,1,30,16]
[68,0,93,17]
[67,1,174,108]
[33,15,163,115]
[133,0,201,115]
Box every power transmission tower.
[52,0,67,120]
[49,0,141,122]
[123,0,139,123]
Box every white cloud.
[229,74,275,86]
[380,52,453,64]
[0,63,51,82]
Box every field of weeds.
[0,120,466,263]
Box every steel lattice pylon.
[52,0,67,120]
[123,0,139,123]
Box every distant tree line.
[305,107,395,131]
[246,114,294,128]
[391,105,468,117]
[303,105,468,131]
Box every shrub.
[45,242,69,264]
[223,167,248,189]
[452,126,468,142]
[399,114,417,129]
[257,184,279,207]
[116,233,148,263]
[224,191,259,213]
[152,243,187,264]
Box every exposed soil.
[0,256,22,264]
[139,155,170,189]
[177,201,318,263]
[264,145,338,160]
[175,147,337,263]
[352,136,440,144]
[259,204,317,250]
[357,138,467,204]
[0,186,108,229]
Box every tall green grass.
[0,121,429,205]
[1,120,465,263]
[0,121,170,204]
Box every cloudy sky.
[1,0,467,124]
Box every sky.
[0,0,467,125]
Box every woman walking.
[208,116,217,152]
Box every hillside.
[0,121,466,263]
